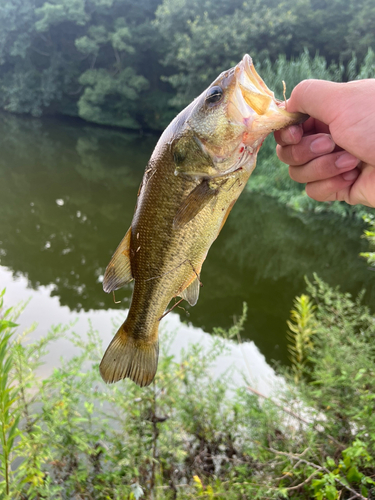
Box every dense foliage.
[1,274,375,499]
[0,0,374,130]
[360,214,375,268]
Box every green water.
[0,112,373,366]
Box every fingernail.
[280,125,299,144]
[342,168,359,181]
[288,125,301,142]
[335,152,360,169]
[310,136,335,154]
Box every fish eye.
[205,86,223,105]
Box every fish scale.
[100,54,307,387]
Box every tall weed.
[1,280,375,498]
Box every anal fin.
[103,227,133,293]
[173,180,217,230]
[180,274,201,306]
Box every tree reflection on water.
[0,112,373,365]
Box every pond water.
[0,111,374,375]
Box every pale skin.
[274,79,375,208]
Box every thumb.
[287,79,375,164]
[286,79,345,125]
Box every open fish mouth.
[229,54,308,144]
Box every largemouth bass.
[100,54,306,387]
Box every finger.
[289,151,361,183]
[274,125,303,146]
[343,162,375,208]
[274,118,330,146]
[286,79,375,165]
[301,117,330,135]
[276,133,335,166]
[305,168,360,202]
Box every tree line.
[0,0,374,131]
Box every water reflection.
[0,112,373,365]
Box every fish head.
[181,54,307,177]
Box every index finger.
[274,124,303,146]
[274,117,330,146]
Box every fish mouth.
[228,54,308,144]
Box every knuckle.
[291,79,314,101]
[279,128,291,144]
[290,144,305,165]
[305,183,314,199]
[275,144,285,161]
[305,182,325,202]
[289,166,301,182]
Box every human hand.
[274,79,375,208]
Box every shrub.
[1,278,375,499]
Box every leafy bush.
[0,0,374,130]
[360,214,375,268]
[1,275,375,498]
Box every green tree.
[0,0,172,129]
[346,0,375,61]
[0,0,374,129]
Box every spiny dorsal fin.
[103,227,133,293]
[180,274,201,306]
[173,180,217,230]
[99,323,159,387]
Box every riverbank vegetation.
[1,274,375,499]
[1,0,374,131]
[1,0,375,216]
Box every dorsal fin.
[180,275,201,306]
[103,227,133,293]
[173,180,218,230]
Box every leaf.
[325,484,338,500]
[346,466,363,483]
[130,483,144,500]
[361,485,368,497]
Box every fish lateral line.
[143,259,187,282]
[143,258,201,284]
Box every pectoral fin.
[180,275,201,306]
[173,180,218,230]
[103,227,133,293]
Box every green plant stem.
[1,418,10,496]
[266,447,367,499]
[150,380,158,500]
[247,386,345,449]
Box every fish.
[100,54,307,387]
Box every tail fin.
[99,323,159,387]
